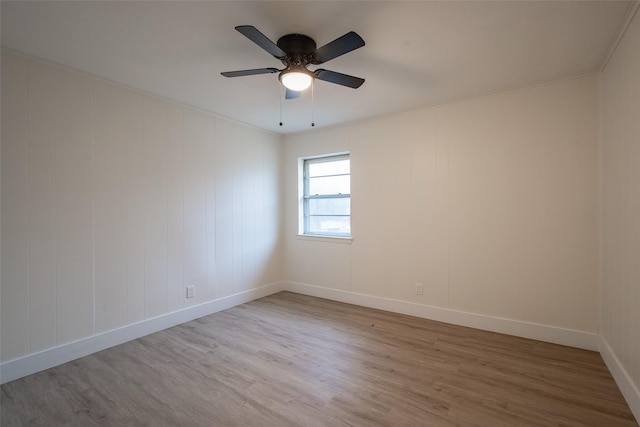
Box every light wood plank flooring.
[1,292,637,426]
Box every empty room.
[1,1,639,425]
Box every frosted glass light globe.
[281,71,312,91]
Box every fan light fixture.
[222,26,366,97]
[280,69,313,91]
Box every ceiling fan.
[221,25,365,99]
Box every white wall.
[601,7,640,418]
[1,52,283,363]
[284,74,598,339]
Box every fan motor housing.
[277,34,317,56]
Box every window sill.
[296,234,353,244]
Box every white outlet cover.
[186,286,195,298]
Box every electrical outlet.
[415,283,423,296]
[186,285,196,299]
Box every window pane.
[308,215,351,236]
[308,197,350,215]
[308,175,350,195]
[308,159,349,177]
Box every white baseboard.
[0,282,284,384]
[600,336,640,423]
[0,280,607,386]
[282,281,600,351]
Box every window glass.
[308,159,350,177]
[307,216,351,236]
[308,175,350,195]
[308,198,351,216]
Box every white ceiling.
[1,1,633,134]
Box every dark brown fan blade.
[285,88,301,100]
[314,69,365,89]
[235,25,287,59]
[312,31,365,64]
[221,68,279,77]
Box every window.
[302,154,350,237]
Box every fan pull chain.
[279,85,283,127]
[311,80,315,127]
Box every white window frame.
[299,153,351,239]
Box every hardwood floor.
[1,292,637,426]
